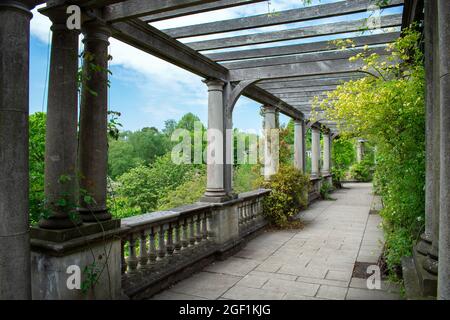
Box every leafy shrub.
[157,172,206,210]
[29,112,46,225]
[320,181,334,200]
[108,196,141,219]
[259,165,309,226]
[233,164,261,194]
[349,159,373,182]
[116,154,201,213]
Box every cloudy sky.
[29,0,402,132]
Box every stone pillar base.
[30,220,127,300]
[402,244,437,299]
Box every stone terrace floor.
[152,183,402,300]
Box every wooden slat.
[268,85,337,94]
[258,73,363,84]
[222,45,388,69]
[164,0,403,38]
[258,77,360,89]
[104,0,219,22]
[187,14,403,51]
[206,32,399,62]
[229,58,376,81]
[141,0,266,23]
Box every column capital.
[262,105,276,114]
[203,79,225,91]
[0,0,37,14]
[82,19,111,43]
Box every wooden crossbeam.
[221,45,388,69]
[268,85,337,94]
[229,54,394,81]
[141,0,266,23]
[109,19,228,80]
[187,14,402,51]
[104,0,219,22]
[257,77,360,89]
[164,0,403,38]
[206,32,399,62]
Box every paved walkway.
[152,183,401,300]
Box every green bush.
[259,165,309,226]
[349,159,373,182]
[108,196,141,219]
[320,181,334,200]
[233,164,260,194]
[116,154,201,213]
[157,172,206,210]
[29,112,46,225]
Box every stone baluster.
[202,212,208,240]
[182,218,189,248]
[127,234,138,273]
[195,213,202,243]
[189,216,196,246]
[157,225,166,259]
[174,221,182,253]
[148,227,157,264]
[138,231,148,268]
[121,239,127,274]
[166,224,174,255]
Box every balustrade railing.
[120,203,212,274]
[237,189,270,236]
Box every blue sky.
[29,0,402,132]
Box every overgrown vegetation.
[259,165,310,227]
[314,27,425,276]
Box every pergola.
[1,0,449,300]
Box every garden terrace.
[0,0,449,301]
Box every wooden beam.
[230,59,364,81]
[274,91,331,98]
[243,86,303,120]
[258,77,359,89]
[104,0,219,22]
[110,19,228,80]
[164,0,404,38]
[187,14,402,51]
[222,45,388,69]
[206,32,399,62]
[268,85,337,94]
[141,0,266,23]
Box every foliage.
[108,127,171,178]
[349,159,373,182]
[313,27,425,275]
[157,171,206,211]
[108,196,141,220]
[116,154,200,213]
[233,164,261,194]
[320,181,334,200]
[259,165,310,226]
[29,112,46,225]
[331,137,356,186]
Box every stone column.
[294,119,306,172]
[78,20,112,222]
[424,0,440,277]
[202,79,228,202]
[418,0,436,255]
[39,9,81,229]
[322,131,331,175]
[0,0,36,300]
[438,0,450,300]
[262,105,278,180]
[356,139,364,163]
[311,125,321,178]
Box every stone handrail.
[119,189,270,298]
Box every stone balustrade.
[119,189,270,299]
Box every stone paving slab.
[151,183,403,300]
